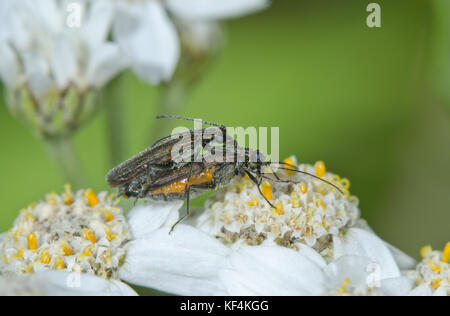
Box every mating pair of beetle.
[106,115,342,232]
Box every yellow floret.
[315,161,326,178]
[85,189,99,207]
[64,184,73,205]
[40,250,50,264]
[82,228,96,244]
[16,248,24,260]
[291,192,300,208]
[103,209,115,222]
[261,182,273,201]
[283,157,296,175]
[247,198,259,206]
[27,233,38,250]
[299,183,307,194]
[274,203,284,215]
[421,245,432,259]
[60,241,73,256]
[442,242,450,263]
[55,257,65,270]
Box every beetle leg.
[168,181,217,234]
[169,183,193,234]
[245,170,276,209]
[270,166,282,181]
[169,163,194,234]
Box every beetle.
[106,116,343,232]
[106,115,237,190]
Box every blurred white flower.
[118,158,414,295]
[0,0,127,95]
[0,0,127,137]
[0,0,269,136]
[110,0,269,84]
[0,186,182,296]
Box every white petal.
[408,283,433,296]
[113,1,179,84]
[2,1,31,51]
[0,232,5,243]
[217,270,259,296]
[0,274,51,296]
[0,271,137,296]
[166,0,269,20]
[29,0,61,33]
[85,43,128,87]
[190,207,217,235]
[325,256,374,292]
[50,33,77,88]
[219,246,326,296]
[381,277,414,296]
[127,200,183,240]
[40,271,137,296]
[357,223,417,270]
[119,225,230,295]
[82,0,114,48]
[384,242,417,270]
[0,44,20,87]
[21,51,53,99]
[333,228,400,279]
[433,287,447,297]
[109,280,139,296]
[176,20,222,53]
[296,243,328,269]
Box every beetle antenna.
[156,115,226,129]
[260,174,299,184]
[273,163,344,195]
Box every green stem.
[43,136,87,189]
[104,75,127,166]
[151,81,188,142]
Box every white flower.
[201,159,360,257]
[110,0,269,84]
[176,20,223,55]
[0,0,126,97]
[219,249,408,296]
[403,244,450,296]
[0,0,127,137]
[0,185,182,296]
[117,158,415,295]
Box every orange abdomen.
[150,167,216,196]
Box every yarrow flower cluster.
[202,158,361,260]
[0,186,183,295]
[0,186,130,278]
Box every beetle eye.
[125,191,136,198]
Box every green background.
[0,0,448,261]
